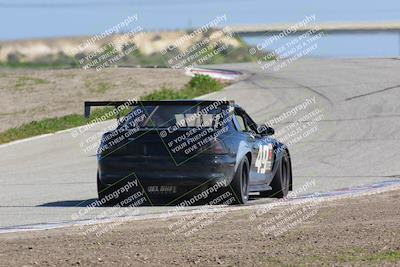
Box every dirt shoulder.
[1,190,399,266]
[0,68,189,132]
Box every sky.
[0,0,399,40]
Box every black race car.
[84,100,292,206]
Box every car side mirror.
[258,125,274,136]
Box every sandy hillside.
[0,30,241,62]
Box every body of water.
[244,33,400,58]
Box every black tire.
[97,171,120,206]
[260,150,290,198]
[230,156,250,204]
[97,171,107,202]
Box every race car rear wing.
[84,101,132,119]
[84,100,234,119]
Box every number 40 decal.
[255,144,273,173]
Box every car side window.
[235,114,248,132]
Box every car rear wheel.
[97,171,107,202]
[231,156,250,204]
[260,150,290,198]
[97,171,120,206]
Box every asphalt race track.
[1,58,399,229]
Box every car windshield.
[120,103,229,129]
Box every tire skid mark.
[346,84,400,101]
[253,74,334,107]
[291,80,334,106]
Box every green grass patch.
[0,115,84,143]
[15,76,50,89]
[0,52,79,69]
[0,107,118,144]
[0,61,78,69]
[95,82,113,93]
[0,75,224,144]
[84,80,113,94]
[142,74,224,101]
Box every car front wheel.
[260,150,290,198]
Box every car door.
[234,109,267,186]
[241,111,275,186]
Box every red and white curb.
[185,67,242,81]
